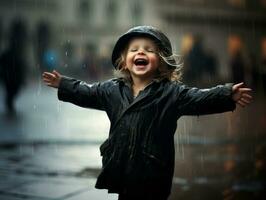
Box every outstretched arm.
[176,82,252,116]
[42,70,111,111]
[232,82,252,107]
[42,70,62,88]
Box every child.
[42,26,252,200]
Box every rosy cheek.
[150,57,159,64]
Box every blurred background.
[0,0,266,199]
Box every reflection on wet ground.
[0,144,101,178]
[0,143,119,199]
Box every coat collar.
[110,78,167,132]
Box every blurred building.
[1,0,265,82]
[154,0,266,84]
[0,0,161,78]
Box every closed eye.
[147,49,155,52]
[129,48,137,52]
[128,48,156,53]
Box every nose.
[137,48,145,55]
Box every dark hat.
[111,25,173,68]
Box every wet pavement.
[0,80,118,200]
[0,144,118,200]
[0,79,111,145]
[0,78,265,200]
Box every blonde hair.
[113,45,183,84]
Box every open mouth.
[134,58,149,66]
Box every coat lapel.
[110,82,157,132]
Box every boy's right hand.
[42,70,62,88]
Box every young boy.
[43,26,252,200]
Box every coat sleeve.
[175,83,236,116]
[57,76,110,110]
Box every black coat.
[58,77,236,196]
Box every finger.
[48,74,56,80]
[239,98,250,106]
[237,100,246,107]
[43,72,55,79]
[233,82,244,90]
[42,73,49,79]
[42,74,52,79]
[43,78,52,83]
[240,97,251,104]
[42,75,55,82]
[239,88,252,93]
[242,93,253,100]
[53,70,60,78]
[43,72,54,76]
[42,72,51,76]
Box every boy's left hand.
[232,82,252,107]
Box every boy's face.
[124,37,160,81]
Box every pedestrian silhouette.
[230,50,246,84]
[0,19,28,114]
[183,36,217,86]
